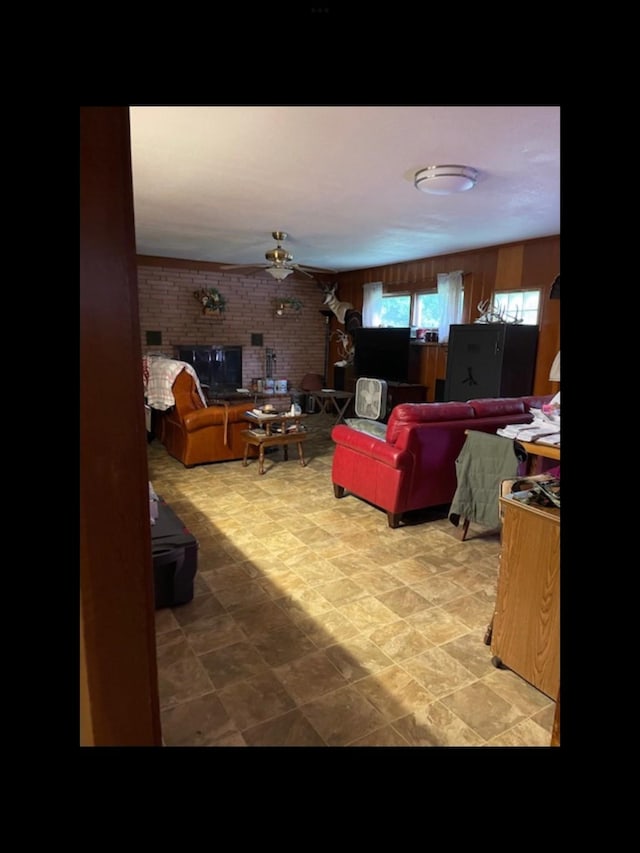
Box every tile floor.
[149,412,556,747]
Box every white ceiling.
[129,105,560,275]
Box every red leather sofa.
[330,395,553,528]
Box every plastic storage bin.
[151,498,199,608]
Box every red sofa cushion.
[466,398,526,418]
[386,402,475,444]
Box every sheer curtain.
[362,281,383,327]
[437,271,463,342]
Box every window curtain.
[437,270,463,343]
[362,281,383,327]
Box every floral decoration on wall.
[193,287,227,314]
[275,296,304,315]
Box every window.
[492,290,540,325]
[414,290,464,329]
[376,287,540,330]
[380,294,411,326]
[380,288,464,330]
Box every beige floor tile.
[157,654,215,710]
[337,596,398,632]
[439,681,529,741]
[300,685,387,746]
[486,718,553,747]
[408,576,469,606]
[160,692,237,746]
[482,668,555,716]
[385,559,439,586]
[314,577,368,606]
[155,628,184,648]
[217,671,297,731]
[243,709,327,746]
[324,636,394,682]
[405,606,471,645]
[375,586,432,617]
[273,587,335,621]
[251,623,317,667]
[349,725,410,746]
[401,647,477,698]
[350,567,403,594]
[231,599,295,640]
[210,731,248,746]
[440,564,497,595]
[214,580,271,612]
[531,703,556,732]
[171,593,226,626]
[148,416,554,748]
[199,641,269,689]
[440,590,496,631]
[440,632,497,679]
[255,570,310,599]
[393,702,485,747]
[199,564,260,592]
[182,613,248,655]
[364,619,434,662]
[292,560,348,586]
[294,608,360,648]
[354,665,434,721]
[273,650,348,704]
[154,606,181,635]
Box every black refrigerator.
[444,324,538,401]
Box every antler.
[330,329,354,361]
[476,299,523,324]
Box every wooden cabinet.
[411,343,448,401]
[386,383,428,410]
[491,497,560,701]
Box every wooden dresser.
[491,496,560,702]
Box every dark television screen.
[353,327,411,383]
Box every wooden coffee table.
[241,429,308,475]
[242,410,309,475]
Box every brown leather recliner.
[156,370,257,467]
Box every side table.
[308,389,354,424]
[242,410,309,475]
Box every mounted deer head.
[322,284,354,325]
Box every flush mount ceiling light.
[414,164,478,195]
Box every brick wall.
[137,260,327,389]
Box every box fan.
[354,377,388,421]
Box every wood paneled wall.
[326,235,560,397]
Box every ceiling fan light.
[414,165,478,195]
[267,267,293,280]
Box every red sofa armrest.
[331,424,412,470]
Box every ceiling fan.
[220,231,334,280]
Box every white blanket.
[143,357,206,411]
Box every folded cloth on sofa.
[344,418,387,440]
[449,430,520,531]
[145,358,206,411]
